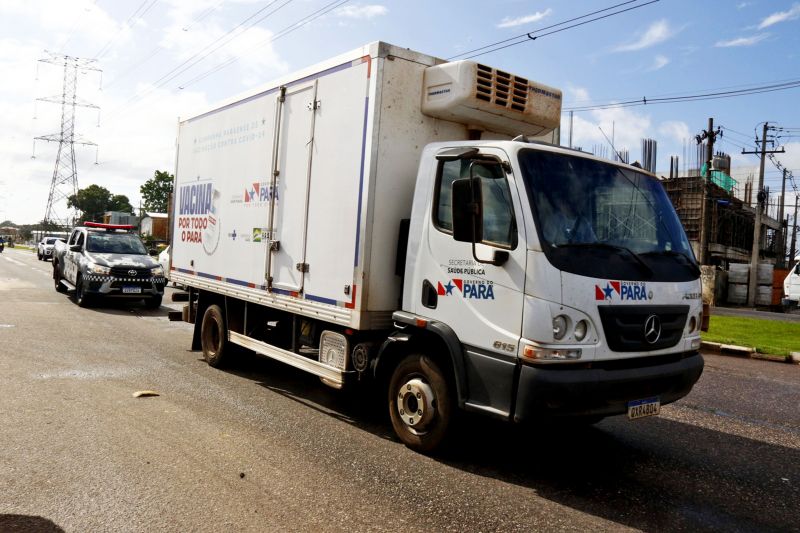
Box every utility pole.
[742,122,784,306]
[695,117,721,264]
[790,195,799,264]
[778,168,788,267]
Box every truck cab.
[784,257,800,308]
[392,139,703,434]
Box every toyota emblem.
[643,314,662,344]
[128,269,138,277]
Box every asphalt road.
[1,247,799,532]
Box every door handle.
[421,279,438,309]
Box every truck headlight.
[574,320,588,341]
[523,345,581,361]
[151,266,164,277]
[552,315,568,340]
[88,264,111,275]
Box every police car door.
[418,147,527,417]
[64,230,83,284]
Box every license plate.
[627,397,660,420]
[122,286,142,294]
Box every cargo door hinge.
[307,100,321,111]
[269,240,280,252]
[296,262,309,273]
[278,86,286,103]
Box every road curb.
[701,341,797,364]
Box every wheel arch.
[373,311,468,408]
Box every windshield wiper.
[641,250,700,276]
[553,242,653,277]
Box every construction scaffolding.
[662,169,781,266]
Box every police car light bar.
[83,222,134,230]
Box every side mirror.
[795,263,800,275]
[148,248,158,256]
[452,177,483,243]
[69,244,82,252]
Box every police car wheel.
[54,267,66,293]
[201,304,229,368]
[388,354,453,454]
[75,276,92,308]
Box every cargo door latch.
[296,262,309,273]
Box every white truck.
[170,42,704,452]
[784,256,800,309]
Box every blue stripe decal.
[306,293,338,306]
[186,60,359,124]
[353,95,369,267]
[197,271,218,280]
[271,287,294,297]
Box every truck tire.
[144,295,162,309]
[388,354,453,453]
[53,264,66,293]
[75,275,92,308]
[201,304,229,368]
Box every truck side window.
[433,159,517,249]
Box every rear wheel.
[37,252,42,260]
[201,304,229,368]
[388,354,454,453]
[75,275,92,308]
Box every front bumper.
[84,275,166,297]
[513,351,704,422]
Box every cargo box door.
[269,82,317,292]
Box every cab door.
[414,148,527,417]
[64,230,83,284]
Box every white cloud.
[714,34,769,47]
[497,9,553,29]
[758,3,800,29]
[648,55,670,71]
[334,4,388,19]
[613,19,675,52]
[658,121,691,144]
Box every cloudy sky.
[1,0,799,224]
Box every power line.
[177,0,350,89]
[54,0,102,53]
[447,0,659,62]
[105,0,297,121]
[105,1,229,89]
[564,78,800,112]
[95,0,160,60]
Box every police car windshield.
[518,149,697,282]
[86,233,148,255]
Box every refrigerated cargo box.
[171,41,562,330]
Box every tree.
[67,185,134,223]
[140,170,174,213]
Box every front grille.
[109,266,151,278]
[598,305,689,352]
[476,63,529,112]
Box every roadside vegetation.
[702,315,800,356]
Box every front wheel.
[144,295,162,309]
[201,304,229,368]
[388,354,454,453]
[75,275,92,308]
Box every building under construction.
[661,146,783,267]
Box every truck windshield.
[86,233,148,255]
[518,149,698,282]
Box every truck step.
[59,279,76,292]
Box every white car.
[158,245,171,281]
[37,237,62,261]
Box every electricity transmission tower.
[33,51,101,228]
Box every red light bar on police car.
[83,222,134,230]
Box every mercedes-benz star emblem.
[644,314,662,344]
[128,269,138,277]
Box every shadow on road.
[213,349,799,532]
[0,515,65,533]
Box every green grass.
[702,315,800,356]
